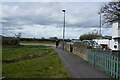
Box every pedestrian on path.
[56,40,59,48]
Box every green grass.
[2,45,71,78]
[2,45,51,61]
[0,49,1,78]
[20,41,55,44]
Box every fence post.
[114,56,116,78]
[105,54,106,72]
[101,53,103,70]
[99,53,100,67]
[102,54,105,70]
[90,51,91,64]
[89,51,91,63]
[116,57,118,79]
[111,56,113,76]
[87,50,89,62]
[107,54,109,74]
[109,55,111,75]
[97,52,98,67]
[86,50,120,80]
[100,54,102,69]
[118,61,120,80]
[94,52,95,67]
[98,53,100,67]
[105,54,107,73]
[87,50,88,62]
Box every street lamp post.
[62,9,65,50]
[99,12,102,37]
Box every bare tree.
[41,37,45,39]
[99,1,120,26]
[15,32,21,38]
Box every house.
[111,20,120,50]
[93,20,120,50]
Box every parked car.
[93,41,101,49]
[75,41,81,43]
[82,40,101,49]
[82,40,91,44]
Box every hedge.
[2,38,19,46]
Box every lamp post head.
[62,9,65,12]
[98,12,100,14]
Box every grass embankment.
[2,45,71,78]
[20,41,55,44]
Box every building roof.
[113,37,120,39]
[96,36,112,40]
[110,19,120,22]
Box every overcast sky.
[1,2,112,39]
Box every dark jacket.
[56,40,59,46]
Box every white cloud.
[1,2,112,39]
[1,0,113,2]
[2,2,102,27]
[2,24,112,39]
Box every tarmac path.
[54,47,110,78]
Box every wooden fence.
[87,50,120,80]
[59,42,120,79]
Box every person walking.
[56,40,59,48]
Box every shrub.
[2,37,19,46]
[79,33,100,41]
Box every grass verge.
[2,45,71,78]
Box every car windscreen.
[89,41,95,43]
[83,41,89,43]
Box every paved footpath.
[20,43,55,47]
[54,47,110,78]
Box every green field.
[2,45,71,78]
[20,41,56,44]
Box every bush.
[79,33,100,41]
[2,37,19,46]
